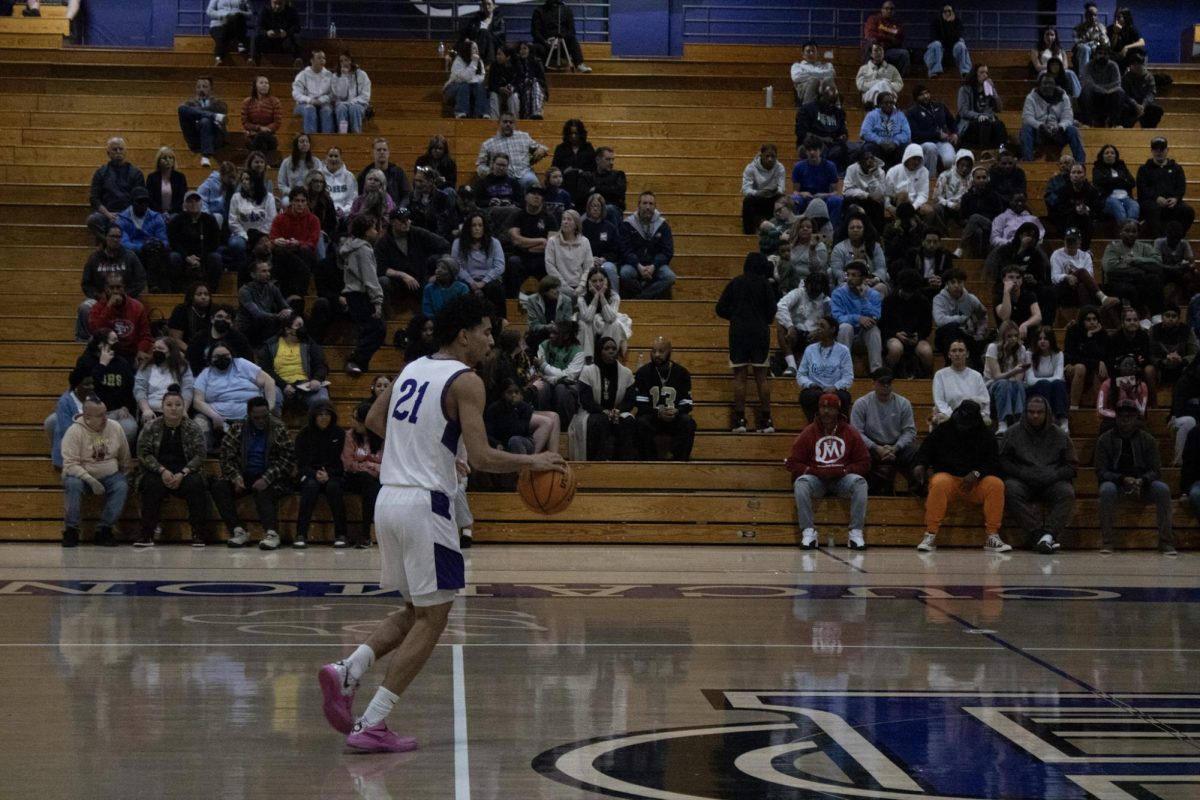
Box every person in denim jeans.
[60,397,132,547]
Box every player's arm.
[365,381,395,438]
[452,371,565,474]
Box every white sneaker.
[214,112,226,127]
[952,247,964,258]
[575,63,592,73]
[1059,418,1070,433]
[848,529,866,550]
[226,526,250,548]
[1036,533,1060,554]
[917,532,937,551]
[259,530,281,551]
[200,156,211,168]
[800,527,818,549]
[984,534,1013,553]
[782,367,796,377]
[996,420,1008,434]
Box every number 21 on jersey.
[392,379,430,423]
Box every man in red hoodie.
[87,273,152,367]
[786,391,871,550]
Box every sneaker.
[731,414,747,433]
[191,532,206,548]
[800,527,818,549]
[200,155,211,167]
[460,528,473,549]
[94,526,118,547]
[345,362,363,376]
[848,529,867,550]
[214,113,226,127]
[952,247,964,258]
[62,527,80,548]
[293,535,307,550]
[355,539,371,550]
[755,412,775,434]
[782,367,796,377]
[227,527,251,548]
[454,112,467,119]
[214,56,223,66]
[985,534,1013,553]
[917,532,937,551]
[1161,545,1178,556]
[1059,418,1070,434]
[1036,533,1060,554]
[318,661,358,734]
[133,533,155,548]
[1099,544,1114,555]
[346,720,418,754]
[575,63,593,73]
[22,7,41,16]
[333,535,349,549]
[259,530,281,551]
[996,420,1008,434]
[1099,294,1121,309]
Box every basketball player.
[318,294,565,753]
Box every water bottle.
[437,41,446,57]
[328,21,336,39]
[764,85,774,108]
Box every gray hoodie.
[741,155,786,196]
[999,402,1077,485]
[338,236,383,305]
[1021,86,1074,130]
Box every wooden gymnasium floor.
[0,543,1196,799]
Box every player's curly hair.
[433,293,490,348]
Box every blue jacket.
[906,101,955,145]
[51,391,82,468]
[117,207,169,252]
[860,108,911,146]
[831,284,882,330]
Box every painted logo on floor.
[533,691,1200,799]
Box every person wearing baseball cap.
[785,390,871,550]
[116,185,171,292]
[1135,136,1194,238]
[1094,396,1176,554]
[851,366,919,496]
[1049,226,1117,310]
[167,189,224,291]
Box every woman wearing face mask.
[257,313,330,413]
[135,337,194,425]
[192,343,276,449]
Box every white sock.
[358,686,399,729]
[785,354,797,369]
[345,644,375,683]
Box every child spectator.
[485,378,537,454]
[423,256,470,318]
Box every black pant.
[297,475,347,539]
[1141,202,1195,239]
[138,241,172,292]
[271,245,315,299]
[636,413,696,461]
[251,32,301,62]
[472,280,508,321]
[742,194,778,235]
[345,471,380,541]
[211,475,280,533]
[169,251,223,293]
[586,413,638,460]
[246,132,278,154]
[1106,275,1166,316]
[798,387,851,422]
[140,471,209,536]
[210,16,247,58]
[1081,87,1125,127]
[345,291,386,370]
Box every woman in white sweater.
[577,267,630,360]
[1025,324,1069,431]
[932,337,991,428]
[332,51,372,133]
[227,169,277,262]
[444,39,490,119]
[545,210,593,298]
[277,133,322,204]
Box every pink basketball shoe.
[318,662,357,734]
[345,720,419,754]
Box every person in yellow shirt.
[256,314,331,413]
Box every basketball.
[517,465,577,514]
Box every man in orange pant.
[911,399,1012,552]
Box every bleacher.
[1,3,1199,548]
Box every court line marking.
[2,643,1200,652]
[453,644,470,800]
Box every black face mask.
[212,319,231,334]
[294,327,308,341]
[211,356,232,370]
[152,351,167,366]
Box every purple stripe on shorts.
[433,542,465,590]
[431,490,451,520]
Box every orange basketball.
[517,464,577,514]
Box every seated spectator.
[1094,401,1174,554]
[585,147,628,223]
[759,195,798,257]
[1031,27,1080,94]
[487,44,520,119]
[1063,305,1108,410]
[409,167,459,239]
[999,395,1076,552]
[795,85,854,172]
[791,41,836,105]
[1073,3,1108,73]
[178,77,227,168]
[913,399,1010,551]
[742,143,786,235]
[77,224,146,341]
[1158,222,1197,304]
[374,207,452,305]
[1089,144,1138,225]
[116,187,170,291]
[842,149,887,233]
[796,315,853,420]
[514,41,549,119]
[1051,228,1115,312]
[136,386,208,547]
[1040,55,1081,99]
[340,400,382,548]
[1109,304,1156,382]
[546,209,594,297]
[1171,356,1200,467]
[251,0,302,66]
[87,137,146,244]
[445,38,490,119]
[577,266,629,359]
[830,216,887,289]
[207,0,248,67]
[460,0,507,65]
[192,343,277,446]
[791,138,843,232]
[476,152,523,209]
[786,391,871,549]
[988,148,1027,204]
[531,0,591,72]
[859,92,910,168]
[134,337,194,425]
[212,396,295,549]
[48,366,94,470]
[268,186,320,300]
[906,85,957,179]
[197,161,239,229]
[777,271,831,376]
[552,119,594,205]
[1137,138,1194,238]
[956,65,1007,151]
[1108,7,1146,72]
[993,263,1043,342]
[924,5,971,78]
[881,268,932,377]
[715,252,775,433]
[338,214,386,376]
[1021,74,1085,164]
[883,144,935,223]
[60,396,132,548]
[533,319,584,424]
[863,1,909,75]
[619,192,675,300]
[416,134,459,190]
[292,402,347,548]
[291,49,335,134]
[1047,165,1099,249]
[633,337,696,461]
[569,339,637,461]
[486,376,538,461]
[507,185,557,292]
[452,211,508,320]
[403,314,436,363]
[1025,324,1070,429]
[851,367,918,495]
[775,217,829,294]
[278,134,323,202]
[989,192,1043,251]
[241,74,283,155]
[1102,220,1165,321]
[75,328,138,444]
[1119,54,1163,129]
[932,337,990,426]
[831,260,884,374]
[237,259,291,346]
[984,321,1030,434]
[331,50,371,134]
[881,201,926,267]
[167,190,223,292]
[1097,355,1149,433]
[475,113,549,189]
[355,138,412,209]
[317,146,357,220]
[1044,152,1075,213]
[856,44,904,109]
[423,256,470,318]
[349,168,396,223]
[1079,43,1126,128]
[932,269,988,368]
[258,313,329,412]
[227,168,277,271]
[187,304,252,376]
[88,274,152,367]
[521,274,572,349]
[542,166,573,222]
[1151,304,1196,386]
[905,229,954,297]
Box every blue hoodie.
[860,108,912,146]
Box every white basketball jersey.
[380,355,472,495]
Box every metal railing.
[177,0,609,42]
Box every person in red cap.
[785,391,871,550]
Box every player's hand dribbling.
[530,452,568,474]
